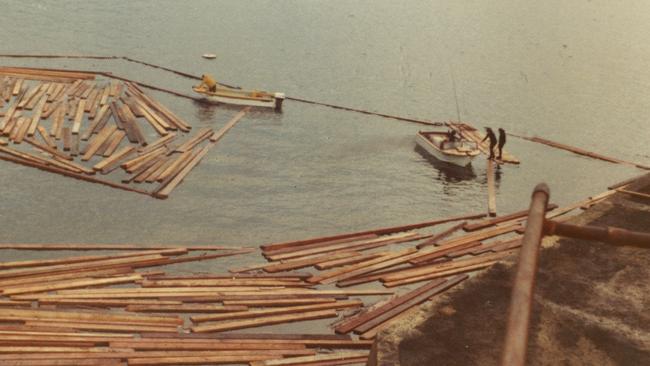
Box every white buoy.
[202,53,217,59]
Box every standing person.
[497,128,507,160]
[481,127,498,159]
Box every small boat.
[202,53,217,59]
[415,130,481,167]
[193,84,285,112]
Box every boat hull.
[416,132,475,167]
[193,87,284,111]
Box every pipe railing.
[500,183,549,366]
[501,184,650,366]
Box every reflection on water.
[193,99,220,122]
[414,145,477,183]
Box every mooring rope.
[0,53,442,126]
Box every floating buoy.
[202,53,217,59]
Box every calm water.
[0,0,648,273]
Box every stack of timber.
[0,67,250,199]
[245,196,615,338]
[0,247,373,365]
[446,122,520,164]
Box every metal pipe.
[544,220,650,248]
[501,183,549,366]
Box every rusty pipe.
[544,220,650,248]
[501,183,550,366]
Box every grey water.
[0,0,648,276]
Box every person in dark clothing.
[447,129,457,142]
[481,127,498,159]
[497,128,506,160]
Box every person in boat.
[481,127,498,159]
[497,128,506,160]
[199,74,218,92]
[447,129,458,142]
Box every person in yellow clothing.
[199,74,217,92]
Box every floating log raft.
[0,67,249,199]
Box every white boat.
[193,85,285,112]
[416,131,481,167]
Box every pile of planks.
[0,247,374,365]
[243,195,617,338]
[0,67,245,199]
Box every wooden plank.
[0,253,168,279]
[2,274,143,295]
[27,94,48,136]
[81,105,110,140]
[24,136,73,161]
[463,204,558,232]
[154,146,211,198]
[52,105,65,139]
[138,133,176,154]
[126,82,190,131]
[93,146,136,172]
[191,300,362,323]
[0,89,27,131]
[82,124,117,160]
[22,321,178,333]
[408,240,482,265]
[0,268,134,288]
[122,155,164,184]
[145,157,175,182]
[222,298,337,307]
[0,151,152,197]
[23,86,48,110]
[383,251,514,283]
[12,79,24,95]
[122,146,166,171]
[315,252,383,270]
[520,134,650,170]
[210,107,249,143]
[266,232,421,262]
[120,103,145,145]
[0,308,181,325]
[133,157,170,183]
[435,223,521,248]
[191,309,337,333]
[62,127,71,151]
[101,130,126,157]
[71,99,86,134]
[0,66,96,80]
[70,133,79,156]
[337,275,467,334]
[262,251,358,273]
[416,221,467,248]
[252,352,368,366]
[174,128,213,153]
[617,188,650,200]
[0,243,237,251]
[42,100,62,120]
[155,151,192,181]
[487,159,497,216]
[126,304,248,313]
[262,212,487,253]
[13,116,32,143]
[307,249,419,285]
